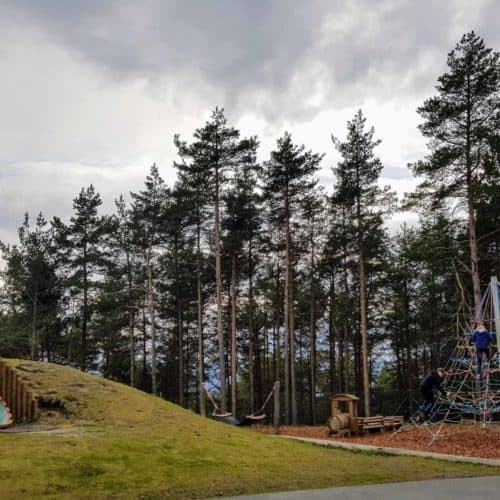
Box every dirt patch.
[254,424,500,459]
[0,424,81,435]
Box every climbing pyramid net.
[400,277,500,443]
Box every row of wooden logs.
[0,360,38,422]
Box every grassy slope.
[0,359,497,499]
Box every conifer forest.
[1,32,499,424]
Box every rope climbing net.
[398,277,500,444]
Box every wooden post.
[0,361,6,399]
[20,382,27,421]
[10,372,17,419]
[273,381,280,435]
[5,368,10,409]
[26,390,33,421]
[32,398,38,421]
[16,377,22,421]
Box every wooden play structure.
[328,394,360,436]
[0,396,13,429]
[0,360,38,426]
[328,393,403,436]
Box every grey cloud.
[6,1,322,95]
[0,161,153,246]
[7,0,499,124]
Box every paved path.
[220,476,500,499]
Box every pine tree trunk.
[146,244,157,396]
[231,253,238,417]
[142,304,147,391]
[31,286,38,360]
[309,297,316,424]
[248,241,255,411]
[129,310,135,387]
[82,243,88,371]
[175,239,184,406]
[341,206,349,392]
[329,276,336,395]
[285,194,297,425]
[309,227,316,425]
[214,164,226,410]
[403,280,413,413]
[196,218,206,416]
[185,331,191,406]
[274,258,281,399]
[126,251,135,387]
[468,185,481,318]
[177,296,184,407]
[283,242,290,424]
[289,265,297,425]
[466,76,482,318]
[358,228,370,416]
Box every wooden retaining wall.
[0,360,38,422]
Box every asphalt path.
[219,476,500,499]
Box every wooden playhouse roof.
[331,393,360,401]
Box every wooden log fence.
[0,360,38,422]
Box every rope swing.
[245,383,277,421]
[204,385,232,418]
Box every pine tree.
[222,159,261,416]
[174,107,258,411]
[52,185,111,370]
[332,110,395,416]
[108,195,144,386]
[130,165,168,395]
[411,31,500,318]
[264,132,322,424]
[0,213,62,360]
[300,190,325,424]
[160,183,198,407]
[174,137,212,415]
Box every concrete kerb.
[278,435,500,467]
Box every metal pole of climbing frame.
[491,276,500,353]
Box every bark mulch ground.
[254,424,500,459]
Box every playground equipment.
[205,381,280,432]
[0,360,38,426]
[328,394,359,436]
[328,393,404,436]
[245,381,280,423]
[0,396,13,429]
[399,276,500,443]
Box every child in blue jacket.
[470,321,495,375]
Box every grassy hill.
[0,359,497,499]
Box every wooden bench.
[383,416,404,430]
[358,415,384,433]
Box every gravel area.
[254,424,500,459]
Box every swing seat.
[245,413,266,422]
[212,410,232,418]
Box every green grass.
[0,359,497,499]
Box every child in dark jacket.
[420,368,447,420]
[470,321,495,375]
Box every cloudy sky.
[1,0,499,245]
